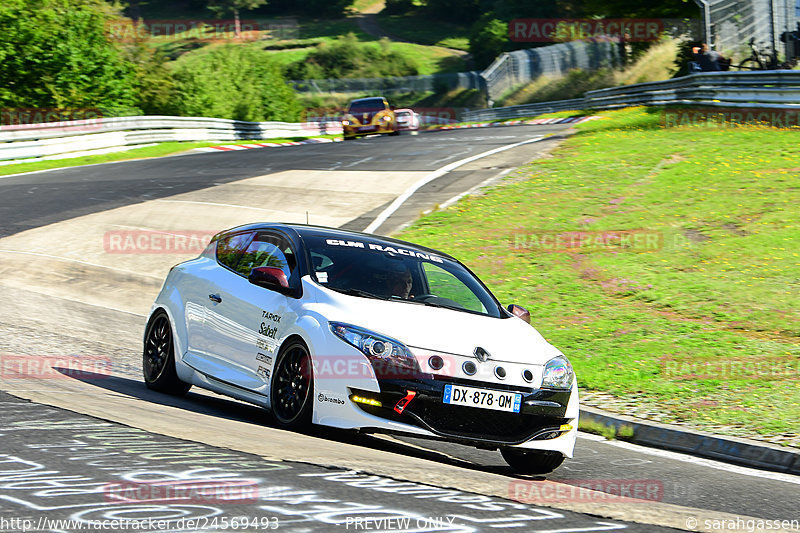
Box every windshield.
[347,99,388,113]
[304,235,503,318]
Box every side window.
[236,232,296,280]
[216,232,255,270]
[422,263,485,313]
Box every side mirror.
[507,304,531,324]
[249,267,293,295]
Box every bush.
[469,16,508,69]
[171,45,301,122]
[384,0,414,15]
[286,33,420,79]
[0,0,138,111]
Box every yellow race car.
[342,97,398,140]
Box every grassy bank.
[497,39,680,107]
[398,107,800,444]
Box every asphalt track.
[0,125,798,533]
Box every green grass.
[579,419,635,440]
[375,12,470,51]
[150,15,464,76]
[0,136,340,177]
[398,107,800,442]
[497,39,680,107]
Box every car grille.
[406,400,566,444]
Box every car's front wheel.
[271,339,313,429]
[500,448,565,475]
[143,311,191,395]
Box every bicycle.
[732,38,796,70]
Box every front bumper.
[349,375,572,446]
[343,123,395,136]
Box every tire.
[501,448,565,475]
[389,130,400,136]
[344,135,355,141]
[143,311,191,395]
[270,339,313,429]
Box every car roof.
[349,97,386,104]
[218,223,457,261]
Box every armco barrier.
[463,70,800,121]
[0,115,342,162]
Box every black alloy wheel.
[271,340,313,428]
[143,311,191,395]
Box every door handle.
[208,294,222,303]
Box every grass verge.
[398,107,800,445]
[0,136,340,177]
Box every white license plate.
[442,384,521,413]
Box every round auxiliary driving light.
[368,340,387,356]
[494,366,507,379]
[428,356,444,370]
[462,361,477,375]
[522,369,534,383]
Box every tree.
[469,16,509,69]
[207,0,267,38]
[0,0,138,112]
[171,45,301,122]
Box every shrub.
[171,45,301,122]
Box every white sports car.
[144,223,579,474]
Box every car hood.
[307,280,563,366]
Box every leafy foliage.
[469,16,509,70]
[285,33,420,79]
[170,45,301,122]
[0,0,138,111]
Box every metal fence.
[463,70,800,121]
[0,116,341,162]
[291,39,621,101]
[290,72,485,94]
[482,40,622,101]
[703,0,798,58]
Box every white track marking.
[438,168,513,210]
[363,136,543,233]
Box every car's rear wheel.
[500,448,565,475]
[143,311,191,395]
[271,339,313,429]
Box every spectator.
[697,43,723,71]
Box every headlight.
[330,322,417,370]
[342,120,350,126]
[542,355,574,390]
[381,115,391,122]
